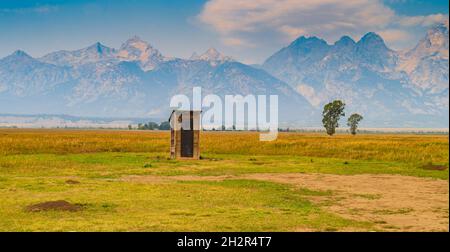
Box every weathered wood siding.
[169,110,201,160]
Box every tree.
[146,122,159,130]
[128,124,133,130]
[322,100,345,136]
[159,121,171,130]
[347,113,363,135]
[138,122,159,130]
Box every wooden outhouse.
[169,110,201,160]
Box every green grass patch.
[0,177,369,231]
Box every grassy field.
[0,129,448,231]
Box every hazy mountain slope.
[0,50,72,96]
[262,24,449,127]
[399,23,449,94]
[146,52,315,124]
[0,44,312,123]
[0,25,448,127]
[40,42,117,66]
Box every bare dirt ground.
[243,173,449,232]
[121,175,235,183]
[122,173,449,232]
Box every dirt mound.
[65,179,80,184]
[422,164,448,171]
[25,200,82,212]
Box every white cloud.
[378,29,413,44]
[198,0,448,49]
[280,26,308,41]
[222,37,255,47]
[398,14,448,27]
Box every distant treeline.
[129,122,449,135]
[132,121,171,130]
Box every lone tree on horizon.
[322,100,345,136]
[347,113,364,135]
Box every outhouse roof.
[168,109,202,122]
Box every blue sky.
[0,0,448,63]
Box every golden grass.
[0,129,448,165]
[0,129,448,231]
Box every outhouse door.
[181,111,194,157]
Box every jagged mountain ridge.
[40,42,117,66]
[1,40,311,123]
[262,23,448,127]
[0,24,448,127]
[0,50,72,96]
[399,23,449,94]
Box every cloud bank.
[198,0,448,49]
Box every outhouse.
[169,110,201,159]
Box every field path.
[242,173,449,232]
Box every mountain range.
[0,23,448,128]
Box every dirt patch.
[121,175,235,183]
[172,175,235,182]
[25,200,82,212]
[242,173,449,232]
[119,173,449,231]
[422,164,448,171]
[121,175,173,183]
[66,179,80,184]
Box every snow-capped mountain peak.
[125,35,145,44]
[2,50,36,64]
[119,36,153,53]
[1,28,448,128]
[262,27,448,126]
[116,36,165,71]
[1,50,36,66]
[86,42,111,54]
[11,50,32,58]
[407,22,449,60]
[191,48,233,65]
[39,42,116,66]
[203,48,221,58]
[398,22,449,93]
[0,49,71,96]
